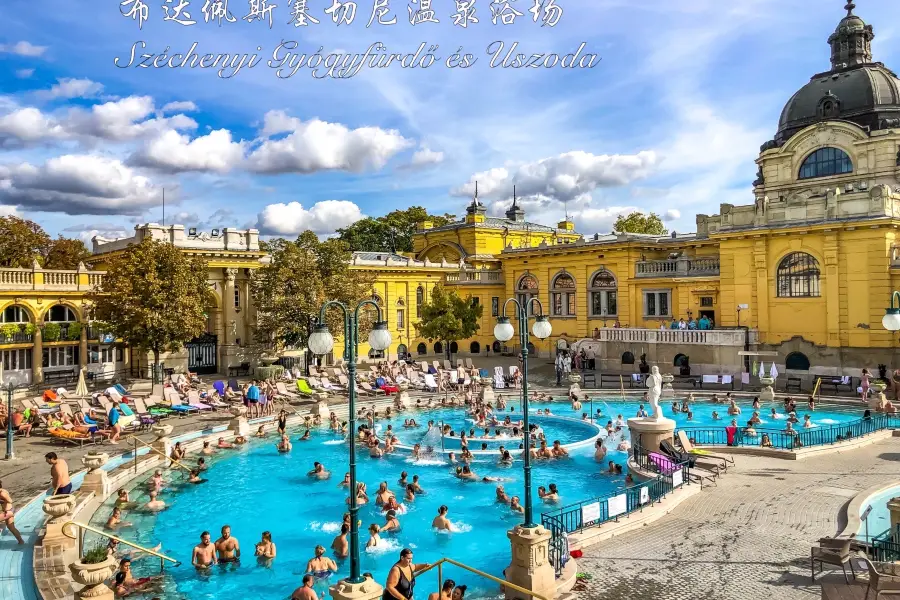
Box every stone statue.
[646,365,662,420]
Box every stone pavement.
[576,436,900,600]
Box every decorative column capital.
[224,268,237,283]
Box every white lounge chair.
[494,366,506,389]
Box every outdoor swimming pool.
[858,485,900,540]
[86,394,869,599]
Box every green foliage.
[414,285,482,357]
[66,321,83,341]
[42,322,61,342]
[252,231,375,351]
[255,365,285,380]
[44,237,92,270]
[336,207,455,253]
[23,322,35,335]
[613,212,668,235]
[0,216,51,268]
[0,323,20,338]
[89,238,209,367]
[81,542,110,564]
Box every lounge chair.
[186,390,214,411]
[228,378,240,391]
[48,427,97,446]
[164,388,197,415]
[296,379,314,397]
[144,397,175,417]
[810,537,855,583]
[423,374,438,392]
[136,397,169,420]
[649,451,717,488]
[443,360,452,370]
[860,557,900,598]
[360,382,385,395]
[677,430,735,467]
[276,382,299,400]
[494,367,506,389]
[128,397,158,427]
[465,358,474,369]
[660,439,722,475]
[213,380,226,396]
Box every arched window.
[2,305,31,323]
[622,351,635,365]
[551,272,576,317]
[396,298,405,329]
[397,344,408,360]
[674,354,689,367]
[492,341,501,353]
[799,147,852,180]
[526,342,535,354]
[434,342,443,355]
[785,352,810,371]
[372,293,384,306]
[589,269,617,318]
[470,341,481,354]
[449,341,459,354]
[44,305,77,322]
[416,342,427,356]
[776,252,821,298]
[416,286,424,318]
[517,274,539,316]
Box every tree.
[0,216,51,268]
[251,231,375,351]
[90,238,210,377]
[613,212,668,235]
[414,285,482,359]
[44,237,92,270]
[337,207,455,253]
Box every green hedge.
[255,365,285,380]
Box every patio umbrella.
[769,363,779,380]
[75,367,89,396]
[758,361,765,379]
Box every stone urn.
[151,424,173,439]
[259,353,279,366]
[661,373,675,399]
[568,373,582,384]
[398,381,409,392]
[759,376,775,401]
[81,452,109,473]
[42,494,77,523]
[869,381,887,410]
[69,555,118,599]
[230,405,247,418]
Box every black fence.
[873,524,900,562]
[679,414,899,451]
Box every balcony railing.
[636,257,720,278]
[0,266,105,290]
[0,328,33,345]
[444,270,503,285]
[582,327,751,346]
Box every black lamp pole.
[5,382,16,460]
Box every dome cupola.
[828,2,873,70]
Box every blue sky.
[0,0,897,244]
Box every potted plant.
[43,322,61,342]
[23,322,35,336]
[0,323,19,341]
[69,541,118,598]
[66,321,83,342]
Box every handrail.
[413,557,549,600]
[61,520,180,568]
[129,435,192,472]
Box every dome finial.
[845,1,856,16]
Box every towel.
[741,373,750,384]
[702,375,717,383]
[841,376,850,384]
[632,374,641,381]
[722,375,732,384]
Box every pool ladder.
[62,520,181,571]
[415,557,549,600]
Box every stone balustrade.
[589,327,751,346]
[635,257,720,278]
[0,264,104,291]
[444,270,504,285]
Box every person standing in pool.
[306,544,337,576]
[192,531,217,569]
[0,480,25,544]
[331,524,349,558]
[431,505,452,530]
[291,574,319,600]
[215,525,240,564]
[45,453,71,495]
[383,548,429,600]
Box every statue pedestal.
[626,417,676,453]
[661,374,675,399]
[869,388,886,411]
[568,383,581,398]
[759,377,775,402]
[480,386,495,403]
[505,525,557,600]
[312,401,330,417]
[152,437,171,461]
[80,470,111,498]
[888,497,900,532]
[394,392,410,409]
[329,577,384,600]
[229,417,250,437]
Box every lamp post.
[307,300,391,586]
[492,298,552,527]
[5,374,24,460]
[883,291,900,331]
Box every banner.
[639,486,650,505]
[608,493,627,517]
[672,468,684,488]
[581,502,601,524]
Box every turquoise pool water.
[858,485,900,540]
[88,395,867,599]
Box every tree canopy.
[613,212,668,235]
[89,238,210,369]
[251,231,376,351]
[0,216,91,269]
[414,285,482,358]
[337,207,455,253]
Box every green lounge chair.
[296,379,314,396]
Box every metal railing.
[635,257,720,278]
[129,435,192,473]
[872,525,900,562]
[61,520,179,571]
[678,414,898,451]
[414,557,549,600]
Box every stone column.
[78,322,88,371]
[32,326,43,384]
[505,524,557,600]
[80,452,111,498]
[223,268,237,368]
[228,406,250,437]
[626,416,676,454]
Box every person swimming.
[306,544,337,577]
[308,462,330,479]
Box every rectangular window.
[471,297,480,307]
[491,297,499,317]
[396,309,405,330]
[89,345,115,364]
[700,296,713,307]
[2,349,31,371]
[551,293,575,316]
[643,290,671,317]
[42,346,78,368]
[234,288,240,309]
[591,290,617,317]
[116,346,124,362]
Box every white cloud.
[161,101,198,113]
[0,155,164,215]
[662,209,681,222]
[409,146,444,167]
[63,223,130,244]
[0,107,66,143]
[255,200,364,235]
[40,78,104,100]
[574,206,642,234]
[0,41,47,57]
[15,69,34,79]
[130,129,245,173]
[247,110,413,174]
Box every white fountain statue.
[646,365,662,420]
[627,364,676,456]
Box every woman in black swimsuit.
[277,410,288,435]
[383,548,428,600]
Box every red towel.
[725,425,737,445]
[382,385,399,394]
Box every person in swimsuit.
[144,490,166,511]
[171,442,186,462]
[292,574,319,600]
[192,531,217,569]
[382,510,401,532]
[428,579,455,600]
[366,523,382,548]
[331,524,349,558]
[255,531,277,559]
[45,452,72,495]
[277,435,292,453]
[306,544,337,576]
[0,481,24,544]
[278,410,288,435]
[308,462,330,479]
[105,507,132,530]
[383,548,429,600]
[431,505,451,531]
[113,557,159,596]
[215,525,240,564]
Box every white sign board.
[608,493,627,518]
[672,468,684,488]
[639,486,650,505]
[861,505,873,521]
[581,502,601,524]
